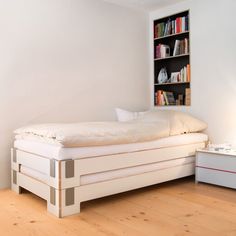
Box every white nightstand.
[196,149,236,189]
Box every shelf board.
[154,105,188,107]
[154,81,190,86]
[154,31,189,41]
[154,53,189,61]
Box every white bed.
[12,132,207,217]
[11,111,208,217]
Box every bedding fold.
[14,111,207,148]
[14,121,170,147]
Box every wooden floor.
[1,177,236,236]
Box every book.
[156,44,170,58]
[155,92,158,105]
[185,15,189,31]
[178,94,184,105]
[165,91,176,105]
[184,38,189,54]
[155,91,158,105]
[176,17,180,33]
[163,92,169,105]
[154,24,158,38]
[173,38,188,56]
[185,88,191,105]
[157,90,165,105]
[180,40,184,54]
[166,19,172,35]
[187,64,190,82]
[173,40,180,56]
[160,22,165,37]
[182,17,185,32]
[171,20,175,34]
[184,66,187,82]
[161,45,170,58]
[156,90,163,105]
[179,17,182,32]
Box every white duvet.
[15,121,170,147]
[14,111,207,148]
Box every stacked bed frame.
[11,139,206,218]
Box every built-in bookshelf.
[153,10,191,106]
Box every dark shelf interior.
[154,32,189,58]
[154,56,189,84]
[154,82,190,100]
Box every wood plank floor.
[1,177,236,236]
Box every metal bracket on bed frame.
[12,170,17,185]
[65,160,74,178]
[50,187,75,208]
[50,187,56,205]
[65,188,75,206]
[50,159,74,179]
[50,159,56,178]
[12,148,17,163]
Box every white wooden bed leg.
[11,148,21,194]
[47,187,81,217]
[60,188,81,217]
[195,153,199,184]
[47,187,61,218]
[11,170,21,194]
[47,159,81,217]
[59,160,81,217]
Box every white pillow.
[136,110,207,135]
[115,108,147,122]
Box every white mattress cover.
[20,156,195,185]
[14,133,207,160]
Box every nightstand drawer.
[197,152,236,173]
[196,167,236,189]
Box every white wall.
[150,0,236,144]
[0,0,149,189]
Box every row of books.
[155,89,190,106]
[169,64,190,83]
[155,38,189,59]
[156,44,170,59]
[154,15,189,38]
[155,90,175,106]
[173,38,189,56]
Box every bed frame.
[11,142,205,217]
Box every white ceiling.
[103,0,186,11]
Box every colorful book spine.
[156,90,166,105]
[187,64,190,82]
[172,20,175,34]
[163,92,169,105]
[176,17,180,33]
[154,14,189,39]
[185,15,189,31]
[182,17,185,32]
[185,88,191,105]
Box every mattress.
[14,133,208,160]
[20,156,195,185]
